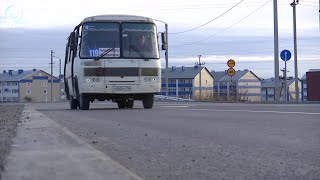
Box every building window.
[12,89,19,93]
[43,82,48,87]
[27,89,31,94]
[44,89,47,94]
[26,82,31,87]
[205,80,208,84]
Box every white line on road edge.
[161,108,320,115]
[160,106,189,108]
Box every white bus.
[64,15,165,110]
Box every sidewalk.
[2,106,141,180]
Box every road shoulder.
[2,105,141,180]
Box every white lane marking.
[160,106,189,108]
[160,108,320,115]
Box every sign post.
[280,50,292,102]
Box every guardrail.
[154,95,195,102]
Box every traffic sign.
[227,67,236,77]
[227,59,236,68]
[280,50,291,61]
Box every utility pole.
[165,23,169,97]
[291,0,299,102]
[195,55,205,101]
[50,50,54,102]
[59,58,61,101]
[273,0,280,102]
[1,81,3,103]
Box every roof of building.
[161,66,213,79]
[212,70,261,82]
[211,71,226,81]
[301,74,306,80]
[0,70,37,82]
[261,77,300,88]
[0,69,58,82]
[307,69,320,72]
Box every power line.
[182,0,272,45]
[169,0,245,34]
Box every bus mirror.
[161,32,167,44]
[69,32,77,51]
[69,32,76,45]
[161,44,167,50]
[161,32,167,50]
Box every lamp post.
[154,19,169,96]
[273,0,280,102]
[291,0,299,102]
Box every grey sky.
[0,0,319,78]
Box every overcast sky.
[0,0,319,78]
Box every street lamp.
[53,55,62,101]
[291,0,299,102]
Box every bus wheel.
[125,100,134,108]
[79,94,90,110]
[69,96,78,110]
[143,94,154,109]
[117,101,126,109]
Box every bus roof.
[82,15,156,24]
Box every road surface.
[31,102,320,180]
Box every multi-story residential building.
[212,69,261,102]
[261,77,302,102]
[161,66,214,99]
[0,69,60,102]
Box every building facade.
[212,70,261,102]
[306,69,320,101]
[301,74,307,102]
[261,77,302,102]
[161,66,214,99]
[0,69,60,103]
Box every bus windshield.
[79,22,159,59]
[121,23,159,59]
[80,22,120,58]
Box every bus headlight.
[144,78,157,82]
[85,77,100,83]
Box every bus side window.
[65,42,69,65]
[68,46,72,63]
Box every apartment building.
[0,69,60,102]
[161,66,214,99]
[261,77,302,102]
[212,69,261,102]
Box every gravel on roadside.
[0,104,24,179]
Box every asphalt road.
[32,101,320,180]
